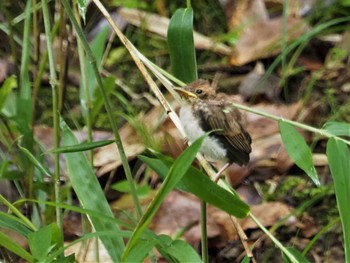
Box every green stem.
[61,0,143,219]
[200,201,208,263]
[74,5,93,164]
[249,213,298,263]
[41,0,62,230]
[231,102,350,146]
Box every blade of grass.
[47,139,114,153]
[326,138,350,262]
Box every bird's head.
[174,79,216,102]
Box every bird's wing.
[199,102,252,156]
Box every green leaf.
[327,138,350,263]
[111,180,151,196]
[167,8,197,83]
[91,76,115,123]
[156,235,201,263]
[282,247,311,263]
[121,134,206,260]
[139,155,249,218]
[47,139,114,154]
[0,75,17,110]
[16,0,34,162]
[80,26,109,120]
[0,211,33,237]
[28,225,53,261]
[75,0,87,23]
[60,118,124,262]
[279,121,319,185]
[322,121,350,137]
[0,231,33,262]
[18,144,52,177]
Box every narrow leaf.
[18,145,52,177]
[167,8,197,83]
[60,119,124,262]
[323,121,350,137]
[327,138,350,262]
[47,139,114,153]
[279,121,319,185]
[0,231,33,262]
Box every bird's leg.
[213,162,230,182]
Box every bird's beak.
[173,87,197,99]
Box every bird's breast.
[179,105,227,161]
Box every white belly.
[179,105,227,161]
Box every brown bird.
[175,79,252,167]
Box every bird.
[175,79,252,168]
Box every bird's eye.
[195,89,203,94]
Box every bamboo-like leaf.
[60,118,124,262]
[167,8,197,83]
[279,121,319,185]
[47,139,114,154]
[139,155,249,218]
[121,134,206,260]
[327,138,350,263]
[322,121,350,137]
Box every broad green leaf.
[0,75,17,110]
[279,121,319,185]
[282,247,311,263]
[167,8,197,83]
[327,138,350,263]
[60,119,124,262]
[322,121,350,137]
[156,235,201,263]
[47,139,114,154]
[122,134,206,260]
[28,225,53,261]
[0,231,33,262]
[139,155,249,218]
